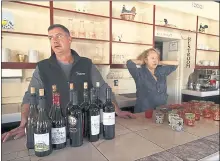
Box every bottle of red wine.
[34,89,52,157]
[51,92,67,150]
[95,82,103,134]
[68,83,83,147]
[88,88,100,142]
[65,83,74,139]
[103,88,115,140]
[26,87,37,149]
[80,82,90,137]
[49,85,57,119]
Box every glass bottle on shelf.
[78,20,86,38]
[68,18,76,37]
[93,46,103,64]
[89,21,96,39]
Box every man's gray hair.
[48,24,70,36]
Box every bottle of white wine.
[34,89,52,157]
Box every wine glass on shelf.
[89,21,96,39]
[78,20,86,38]
[93,46,103,64]
[68,18,77,37]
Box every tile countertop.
[2,112,219,161]
[182,89,220,97]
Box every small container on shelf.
[168,113,179,126]
[145,109,153,119]
[185,113,195,126]
[120,5,136,21]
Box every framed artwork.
[169,41,178,51]
[2,10,14,30]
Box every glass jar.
[171,117,184,132]
[185,113,195,126]
[212,104,220,121]
[155,112,164,124]
[203,104,212,118]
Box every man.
[2,24,135,142]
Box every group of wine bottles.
[25,82,115,157]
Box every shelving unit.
[1,1,219,70]
[195,16,220,69]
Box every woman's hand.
[117,110,136,119]
[2,126,25,142]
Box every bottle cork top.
[39,89,44,96]
[96,82,100,87]
[30,87,35,94]
[52,85,57,92]
[84,82,88,89]
[69,83,74,90]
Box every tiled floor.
[2,113,219,161]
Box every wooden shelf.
[195,65,219,69]
[197,49,219,52]
[112,41,152,46]
[198,32,219,37]
[112,17,153,26]
[72,37,109,42]
[11,1,50,8]
[53,7,109,19]
[155,25,196,33]
[2,62,37,69]
[2,31,48,37]
[110,64,127,69]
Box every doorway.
[154,36,181,104]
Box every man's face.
[48,27,72,55]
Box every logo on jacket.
[76,71,86,76]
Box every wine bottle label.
[100,109,103,123]
[34,133,50,152]
[103,112,115,125]
[51,127,66,144]
[91,115,100,135]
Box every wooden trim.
[155,25,197,33]
[72,37,109,42]
[197,49,219,52]
[2,31,47,37]
[197,32,219,37]
[11,1,50,8]
[109,1,112,65]
[53,7,109,19]
[153,5,156,47]
[110,64,127,69]
[112,17,153,26]
[49,1,53,25]
[195,66,220,69]
[2,62,37,69]
[112,41,152,46]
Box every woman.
[126,48,178,113]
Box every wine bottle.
[34,89,52,157]
[51,92,67,150]
[80,82,90,137]
[95,82,103,134]
[68,83,83,147]
[26,87,37,149]
[49,85,57,119]
[88,88,100,142]
[103,88,115,140]
[65,83,74,139]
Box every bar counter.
[2,112,219,161]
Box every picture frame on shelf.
[169,41,178,51]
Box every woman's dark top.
[126,60,178,113]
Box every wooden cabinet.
[1,1,219,69]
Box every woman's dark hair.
[48,24,70,36]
